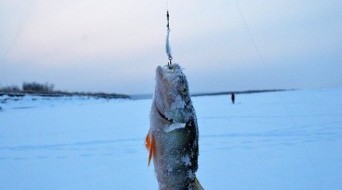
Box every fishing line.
[165,0,169,11]
[1,1,35,61]
[234,1,323,188]
[234,0,265,67]
[279,93,324,189]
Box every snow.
[181,155,192,166]
[1,88,342,190]
[164,123,186,133]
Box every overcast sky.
[1,0,341,94]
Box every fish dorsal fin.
[145,132,156,166]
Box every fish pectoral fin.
[145,132,156,166]
[193,177,204,190]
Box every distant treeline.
[23,82,55,93]
[0,82,54,93]
[0,82,130,99]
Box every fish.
[146,64,203,190]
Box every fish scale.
[146,64,203,190]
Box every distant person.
[231,93,235,104]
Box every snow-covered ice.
[1,88,341,189]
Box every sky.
[0,0,341,95]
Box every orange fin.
[145,132,156,166]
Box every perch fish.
[146,64,203,190]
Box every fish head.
[154,64,192,122]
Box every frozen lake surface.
[1,88,342,189]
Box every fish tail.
[193,177,204,190]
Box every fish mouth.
[156,107,173,123]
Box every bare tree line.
[0,82,130,99]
